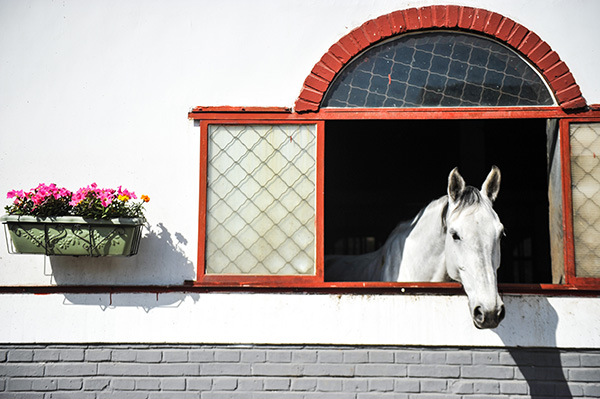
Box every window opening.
[322,31,554,108]
[324,119,553,284]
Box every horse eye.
[451,231,461,241]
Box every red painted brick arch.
[294,5,586,112]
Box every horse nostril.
[497,305,506,322]
[473,306,485,324]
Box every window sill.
[0,282,597,296]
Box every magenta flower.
[4,183,72,217]
[117,186,137,199]
[97,189,115,207]
[7,190,25,199]
[69,191,85,206]
[5,183,147,219]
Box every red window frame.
[560,117,600,288]
[197,118,325,288]
[190,106,600,293]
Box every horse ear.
[448,167,465,202]
[482,165,501,202]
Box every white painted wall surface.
[1,0,600,285]
[0,293,598,348]
[0,0,599,346]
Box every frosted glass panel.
[206,124,316,275]
[570,123,600,278]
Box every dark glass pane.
[322,32,554,108]
[430,55,450,75]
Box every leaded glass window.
[323,31,554,108]
[570,122,600,278]
[205,124,317,275]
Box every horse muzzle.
[472,304,505,329]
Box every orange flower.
[141,194,150,203]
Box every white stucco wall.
[2,293,599,348]
[0,0,599,346]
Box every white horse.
[325,166,506,329]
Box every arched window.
[322,31,553,108]
[191,6,599,291]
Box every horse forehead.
[450,204,500,232]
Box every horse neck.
[391,196,450,282]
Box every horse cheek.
[445,242,462,282]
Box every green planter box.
[0,215,144,256]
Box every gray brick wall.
[0,345,599,398]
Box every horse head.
[444,166,505,329]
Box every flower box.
[1,215,144,256]
[3,183,149,257]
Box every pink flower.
[117,186,137,199]
[69,186,91,206]
[7,190,24,199]
[6,183,147,219]
[31,193,45,205]
[97,189,114,207]
[69,192,84,206]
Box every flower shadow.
[49,222,196,286]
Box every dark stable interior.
[325,119,551,283]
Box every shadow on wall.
[49,223,195,286]
[495,296,572,398]
[60,291,200,312]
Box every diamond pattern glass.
[205,124,317,275]
[323,32,554,108]
[570,123,600,278]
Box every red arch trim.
[295,5,587,112]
